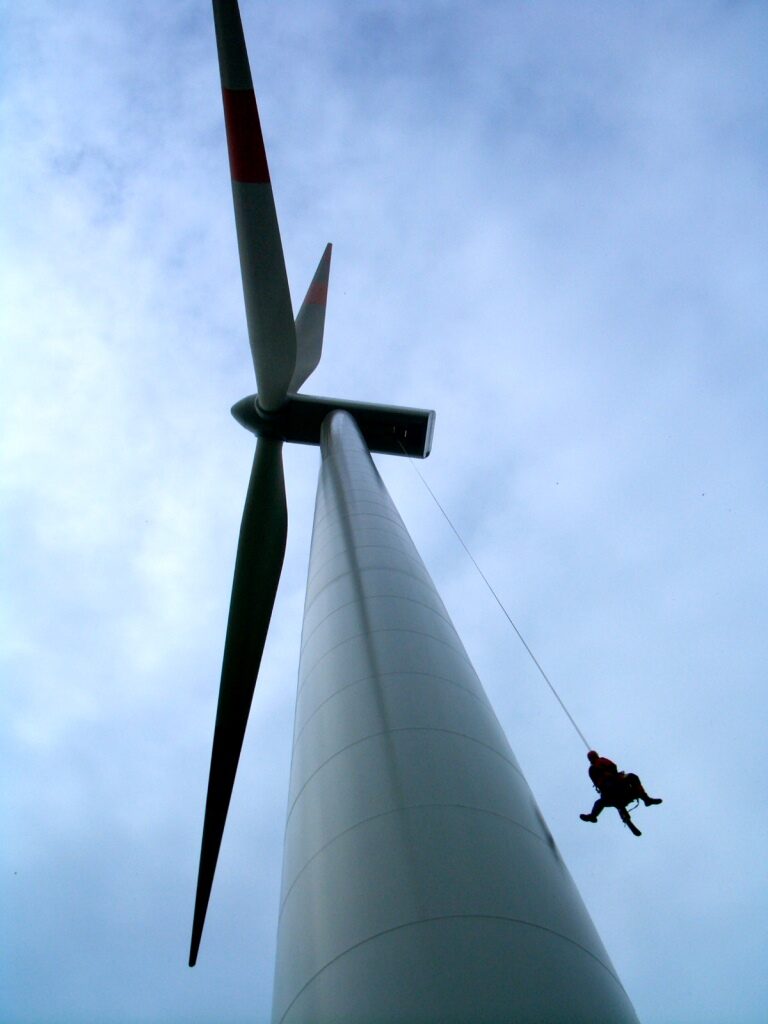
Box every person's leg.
[580,797,605,822]
[627,772,662,806]
[617,805,642,836]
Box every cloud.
[3,1,768,1022]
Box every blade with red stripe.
[290,243,332,393]
[213,0,296,410]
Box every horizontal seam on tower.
[304,564,434,608]
[309,540,423,581]
[307,534,416,573]
[300,593,455,654]
[315,498,383,512]
[276,914,627,1024]
[312,506,396,533]
[312,504,402,532]
[284,727,525,827]
[310,521,413,557]
[313,497,392,524]
[278,802,548,914]
[307,543,425,587]
[293,670,492,746]
[298,628,472,694]
[316,482,383,497]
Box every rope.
[397,446,591,750]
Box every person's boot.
[580,813,598,823]
[619,808,642,836]
[643,796,662,806]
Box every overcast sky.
[3,1,767,1022]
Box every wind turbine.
[191,3,640,1021]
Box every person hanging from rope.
[580,750,662,837]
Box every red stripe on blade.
[306,281,328,305]
[222,88,270,183]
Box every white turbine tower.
[190,3,640,1022]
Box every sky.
[2,1,767,1021]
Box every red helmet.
[587,750,599,763]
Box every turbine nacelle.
[232,393,435,459]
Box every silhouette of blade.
[189,437,288,967]
[213,0,296,410]
[289,243,332,394]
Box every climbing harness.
[396,445,591,751]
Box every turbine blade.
[189,437,288,967]
[289,243,332,394]
[213,0,296,410]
